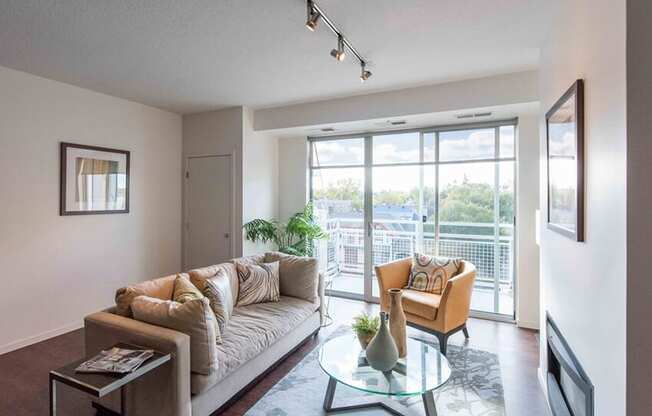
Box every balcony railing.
[315,218,514,291]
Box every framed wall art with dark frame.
[545,79,584,241]
[60,142,130,216]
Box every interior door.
[185,155,233,269]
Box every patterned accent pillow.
[405,253,462,294]
[235,261,280,306]
[202,270,234,333]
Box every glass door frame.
[309,118,518,320]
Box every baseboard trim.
[0,320,83,355]
[538,367,553,416]
[517,319,540,330]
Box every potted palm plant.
[242,202,327,256]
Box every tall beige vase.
[388,288,407,358]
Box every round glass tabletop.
[318,334,452,396]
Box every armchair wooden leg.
[436,333,448,356]
[462,325,470,339]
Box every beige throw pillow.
[114,274,177,317]
[264,252,319,303]
[172,275,221,342]
[131,296,219,375]
[173,274,203,303]
[405,253,461,294]
[235,261,280,306]
[201,270,234,333]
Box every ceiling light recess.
[304,0,373,82]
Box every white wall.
[183,107,245,261]
[538,1,626,415]
[0,66,182,354]
[278,137,309,221]
[242,108,279,255]
[516,114,540,329]
[255,71,538,131]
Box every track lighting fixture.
[330,35,346,61]
[360,62,372,82]
[303,0,373,82]
[305,0,320,31]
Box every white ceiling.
[0,0,549,114]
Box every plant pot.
[357,332,375,350]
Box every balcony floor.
[328,273,514,316]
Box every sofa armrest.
[84,312,192,416]
[375,258,412,311]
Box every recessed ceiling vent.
[321,127,335,132]
[456,112,493,119]
[390,120,407,126]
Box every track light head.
[305,1,320,31]
[330,35,346,61]
[360,62,372,82]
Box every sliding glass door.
[310,121,516,317]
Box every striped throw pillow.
[405,253,461,295]
[235,261,280,306]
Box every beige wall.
[538,1,626,415]
[0,66,182,354]
[626,1,652,414]
[182,107,245,262]
[278,137,309,221]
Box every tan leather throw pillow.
[131,296,219,375]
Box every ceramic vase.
[365,312,399,372]
[388,288,407,358]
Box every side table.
[49,343,170,416]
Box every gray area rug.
[246,327,505,415]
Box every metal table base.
[323,376,438,416]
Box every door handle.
[224,233,230,239]
[367,222,372,237]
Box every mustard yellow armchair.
[375,257,476,355]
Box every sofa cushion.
[188,263,239,306]
[114,273,178,317]
[131,296,219,375]
[264,252,319,303]
[190,296,315,394]
[406,253,461,295]
[234,261,280,306]
[401,289,441,320]
[231,253,265,265]
[202,270,234,333]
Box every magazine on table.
[75,346,154,374]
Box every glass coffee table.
[319,334,451,416]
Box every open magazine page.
[76,347,154,374]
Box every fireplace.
[546,313,594,416]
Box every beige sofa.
[84,253,324,416]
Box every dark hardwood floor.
[0,297,548,415]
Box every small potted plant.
[351,313,380,349]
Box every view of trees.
[313,177,514,224]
